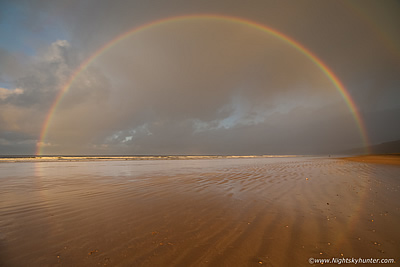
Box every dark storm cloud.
[1,0,399,155]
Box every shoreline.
[0,154,306,163]
[2,154,400,165]
[340,154,400,166]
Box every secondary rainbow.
[36,14,370,155]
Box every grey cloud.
[5,40,74,108]
[0,39,112,154]
[0,48,26,83]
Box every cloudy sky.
[0,0,399,155]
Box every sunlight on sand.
[0,157,398,266]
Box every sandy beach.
[341,154,400,166]
[0,156,399,266]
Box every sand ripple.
[0,157,399,266]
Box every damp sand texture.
[0,157,399,266]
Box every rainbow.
[36,14,370,155]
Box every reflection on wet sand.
[0,157,399,266]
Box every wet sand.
[341,154,400,166]
[0,157,399,266]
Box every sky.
[0,0,399,155]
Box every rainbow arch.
[36,14,370,155]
